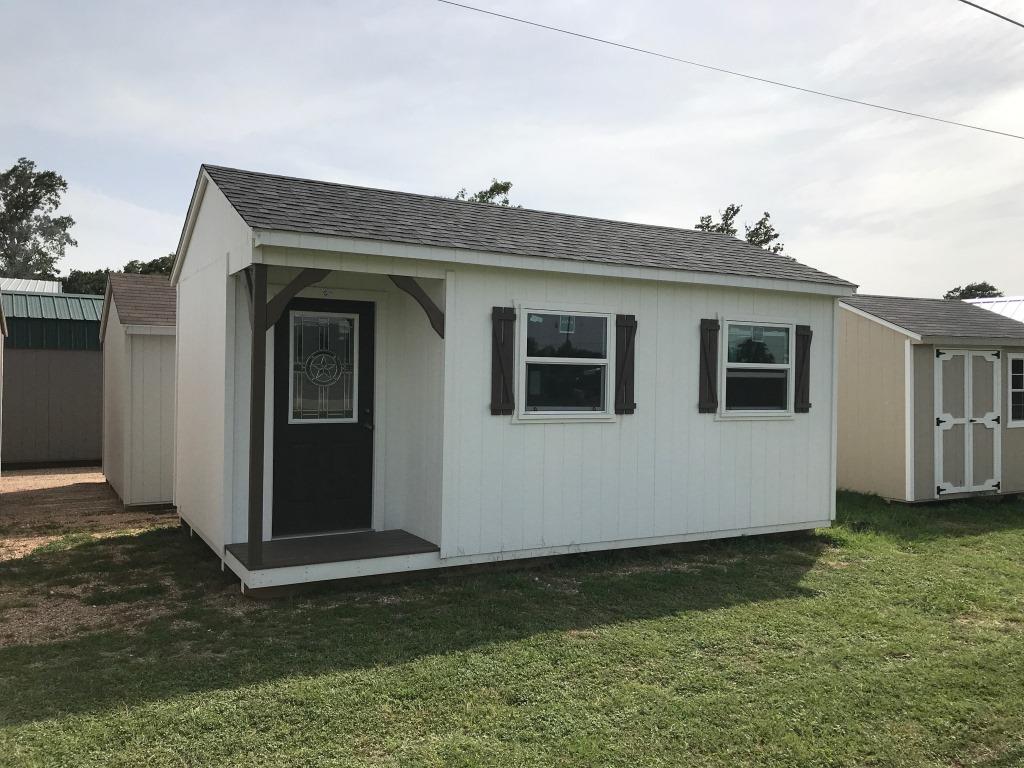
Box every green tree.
[453,179,519,207]
[62,255,173,295]
[0,157,77,278]
[62,268,110,295]
[943,282,1003,300]
[695,203,785,254]
[123,254,174,275]
[694,203,741,237]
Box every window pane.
[525,363,605,411]
[526,313,607,358]
[1012,358,1023,390]
[1013,391,1024,422]
[728,325,789,364]
[292,314,356,421]
[725,368,788,410]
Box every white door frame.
[934,348,1001,497]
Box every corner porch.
[228,257,447,584]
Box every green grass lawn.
[1,493,1023,767]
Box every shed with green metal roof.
[1,288,104,467]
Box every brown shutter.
[698,318,720,413]
[794,324,812,413]
[490,307,515,415]
[615,314,637,414]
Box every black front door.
[272,298,375,536]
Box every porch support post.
[247,263,267,569]
[265,267,330,328]
[388,275,445,338]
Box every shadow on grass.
[835,490,1024,542]
[0,524,828,726]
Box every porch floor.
[226,529,439,570]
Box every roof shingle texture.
[1,291,103,321]
[108,273,176,326]
[841,295,1024,340]
[203,164,854,288]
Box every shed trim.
[125,324,176,336]
[904,337,915,501]
[171,171,210,285]
[249,229,855,297]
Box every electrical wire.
[434,0,1024,141]
[954,0,1024,30]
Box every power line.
[435,0,1024,142]
[954,0,1024,30]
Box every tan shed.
[838,295,1024,502]
[100,273,177,507]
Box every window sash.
[720,320,795,414]
[518,309,614,417]
[1010,355,1024,423]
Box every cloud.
[58,185,181,273]
[1,0,1021,296]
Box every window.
[1010,354,1024,425]
[521,311,611,414]
[289,311,358,423]
[722,322,793,412]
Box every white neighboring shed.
[100,273,177,507]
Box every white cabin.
[172,164,854,591]
[100,273,177,506]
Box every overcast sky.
[2,0,1022,296]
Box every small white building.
[172,164,855,591]
[100,273,177,507]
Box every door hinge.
[936,349,943,358]
[994,481,1001,491]
[993,350,1001,359]
[993,415,1001,424]
[936,417,945,427]
[936,485,945,495]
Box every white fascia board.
[243,228,855,297]
[922,335,1024,347]
[170,171,210,286]
[124,324,176,336]
[839,302,921,341]
[98,280,115,343]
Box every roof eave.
[170,169,210,286]
[250,227,856,297]
[918,335,1024,347]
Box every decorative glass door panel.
[289,311,358,423]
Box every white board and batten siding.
[438,264,837,563]
[174,179,253,549]
[103,303,177,506]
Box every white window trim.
[514,306,617,423]
[1008,352,1024,428]
[287,309,360,425]
[717,318,796,420]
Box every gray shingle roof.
[841,295,1024,341]
[203,164,854,288]
[108,273,176,326]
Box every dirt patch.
[0,467,175,561]
[0,467,201,645]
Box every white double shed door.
[934,349,1001,496]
